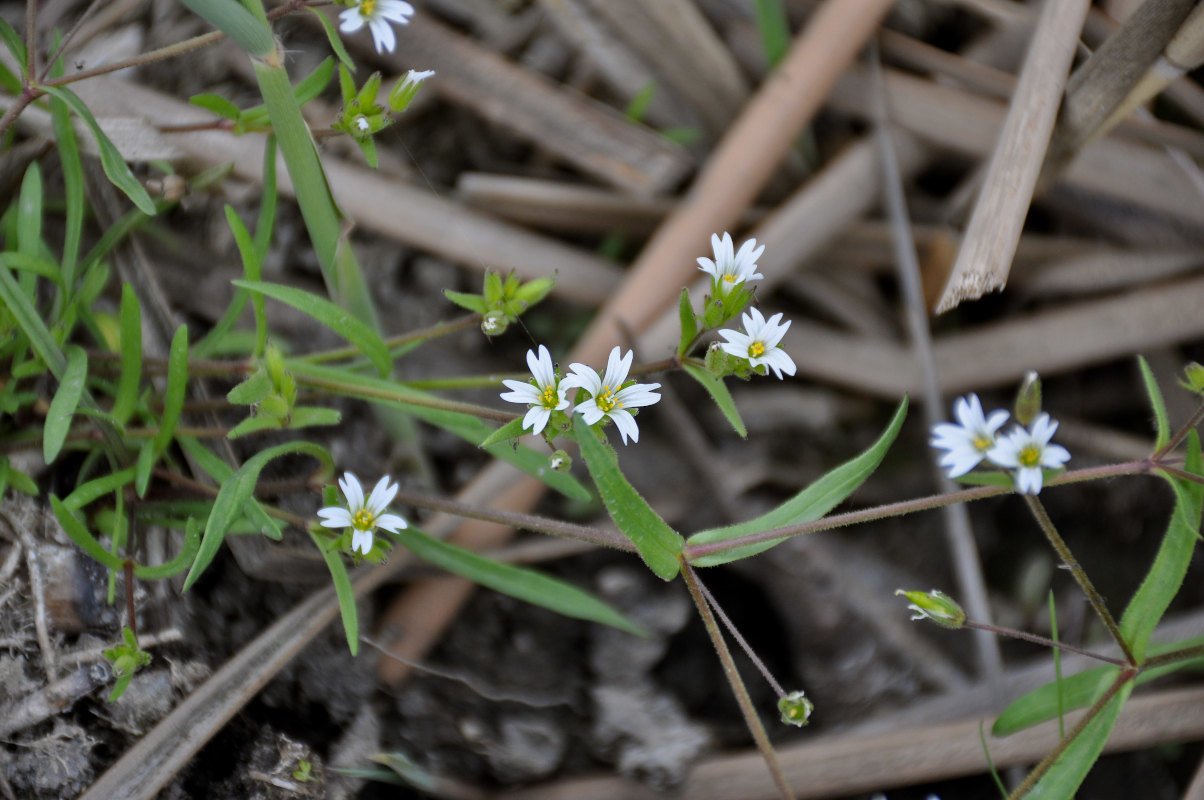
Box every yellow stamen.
[972,434,993,451]
[749,342,765,359]
[722,274,737,284]
[1018,445,1042,468]
[596,387,618,413]
[541,386,557,407]
[361,0,376,16]
[352,509,374,530]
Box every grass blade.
[111,284,142,424]
[152,326,189,458]
[312,529,359,654]
[44,345,87,463]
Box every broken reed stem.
[682,564,796,800]
[935,0,1092,313]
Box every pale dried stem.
[935,0,1092,313]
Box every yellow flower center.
[540,385,557,407]
[360,0,376,17]
[596,387,620,413]
[722,274,738,284]
[1018,445,1042,468]
[748,342,765,359]
[352,508,374,530]
[972,434,993,452]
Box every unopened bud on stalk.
[548,450,571,472]
[895,589,965,629]
[1014,370,1042,426]
[778,690,813,727]
[1181,362,1204,395]
[481,310,507,336]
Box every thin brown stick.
[936,0,1092,313]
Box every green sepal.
[479,416,531,448]
[677,287,698,358]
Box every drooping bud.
[1013,370,1042,426]
[481,310,508,336]
[548,449,571,472]
[778,690,814,727]
[895,589,965,629]
[1181,362,1204,395]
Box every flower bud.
[895,589,965,629]
[778,690,813,727]
[389,69,435,113]
[481,310,508,336]
[1181,362,1204,395]
[548,450,571,472]
[1013,370,1042,426]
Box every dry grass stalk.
[934,0,1092,313]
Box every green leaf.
[1120,429,1202,661]
[134,439,155,498]
[176,436,283,540]
[574,415,682,580]
[1022,678,1132,799]
[227,371,273,405]
[676,288,698,358]
[309,7,356,69]
[17,163,43,257]
[50,495,125,570]
[288,406,342,430]
[225,207,267,357]
[289,361,591,502]
[443,289,488,315]
[153,326,189,457]
[312,530,359,654]
[49,88,85,289]
[190,93,242,121]
[63,467,137,512]
[253,136,278,262]
[1137,355,1170,451]
[44,345,88,463]
[0,16,26,74]
[397,526,644,635]
[111,283,142,424]
[295,57,335,106]
[134,518,202,579]
[752,0,791,68]
[0,457,38,496]
[991,634,1204,736]
[183,441,332,590]
[38,86,157,215]
[682,363,746,438]
[232,280,391,376]
[687,396,908,566]
[479,417,530,449]
[227,415,283,439]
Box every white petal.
[379,0,415,22]
[366,475,398,515]
[523,405,551,434]
[600,347,632,389]
[615,383,660,408]
[563,363,600,395]
[719,340,751,361]
[317,507,353,528]
[1041,443,1071,469]
[339,473,364,511]
[376,513,408,532]
[577,401,605,425]
[339,8,366,32]
[500,380,541,405]
[762,348,796,378]
[610,410,640,444]
[352,528,374,555]
[1015,466,1043,495]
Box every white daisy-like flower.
[499,345,569,436]
[929,394,1010,478]
[717,307,796,379]
[317,472,408,555]
[338,0,415,55]
[696,232,765,294]
[986,413,1072,495]
[563,346,661,445]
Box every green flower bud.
[778,690,814,727]
[1181,362,1204,395]
[388,69,435,113]
[895,589,965,629]
[1014,370,1042,426]
[481,310,508,336]
[548,450,571,472]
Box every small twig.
[961,620,1128,667]
[693,571,786,698]
[17,523,57,683]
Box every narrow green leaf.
[1137,355,1170,451]
[51,495,125,570]
[1022,678,1132,799]
[152,326,189,457]
[308,7,356,68]
[134,439,155,498]
[183,441,332,590]
[574,415,682,580]
[50,86,85,290]
[0,16,26,75]
[397,526,644,635]
[63,467,137,512]
[233,279,391,376]
[1,252,63,283]
[17,163,43,257]
[294,56,335,106]
[253,136,278,263]
[479,417,530,449]
[178,0,276,58]
[290,361,592,502]
[752,0,791,68]
[1120,429,1202,661]
[0,60,20,94]
[991,634,1204,736]
[0,457,38,495]
[225,209,267,357]
[288,406,341,430]
[112,284,142,424]
[227,415,283,439]
[43,346,88,463]
[682,363,746,438]
[189,93,242,121]
[312,530,359,655]
[134,518,202,579]
[227,371,273,404]
[443,289,489,314]
[687,396,908,566]
[676,288,698,357]
[176,436,283,540]
[39,86,157,215]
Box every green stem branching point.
[1023,495,1136,666]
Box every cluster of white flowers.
[502,345,662,445]
[339,0,415,54]
[318,472,408,555]
[697,232,764,294]
[930,393,1071,494]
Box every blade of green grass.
[43,345,87,463]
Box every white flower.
[499,345,569,436]
[986,413,1071,495]
[563,346,661,445]
[717,307,796,379]
[929,394,1010,478]
[317,472,408,555]
[338,0,415,54]
[390,69,434,111]
[697,232,764,294]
